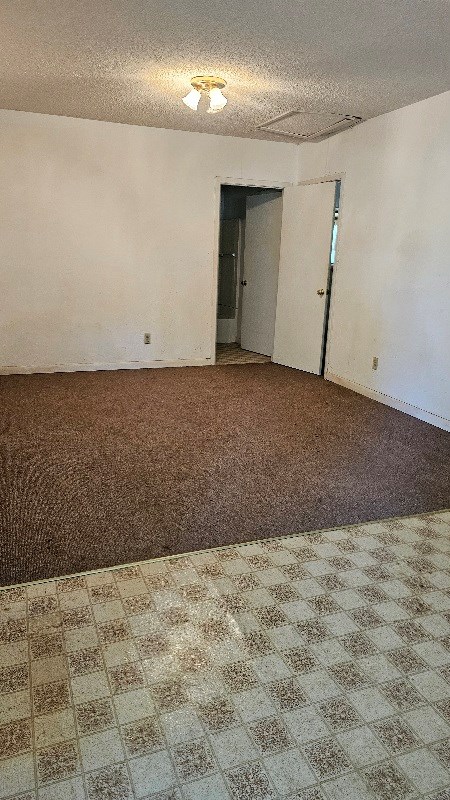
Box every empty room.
[1,2,450,798]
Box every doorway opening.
[214,178,341,375]
[216,185,283,365]
[320,180,341,375]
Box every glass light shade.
[182,88,201,111]
[208,87,227,113]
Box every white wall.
[2,96,449,429]
[297,91,450,427]
[0,110,296,372]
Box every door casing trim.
[211,177,292,364]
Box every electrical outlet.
[144,333,151,345]
[372,356,378,370]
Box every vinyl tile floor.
[215,343,272,365]
[1,510,450,799]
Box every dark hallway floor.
[1,364,449,586]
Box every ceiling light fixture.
[182,76,228,113]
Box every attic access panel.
[257,111,363,141]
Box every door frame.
[296,172,346,378]
[211,177,292,364]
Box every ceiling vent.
[257,111,363,141]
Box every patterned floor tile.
[1,509,450,798]
[283,705,329,744]
[36,740,80,784]
[397,748,450,793]
[372,717,419,753]
[33,681,70,716]
[365,760,415,799]
[128,750,176,796]
[198,696,240,732]
[34,707,77,749]
[264,748,317,794]
[161,707,204,746]
[79,727,125,772]
[0,753,35,797]
[249,716,292,754]
[303,738,351,779]
[269,678,307,711]
[336,724,388,768]
[323,771,374,800]
[86,763,133,799]
[404,705,450,743]
[0,719,32,759]
[0,663,29,694]
[172,738,217,781]
[211,727,258,770]
[317,696,360,731]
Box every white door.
[240,192,283,356]
[273,182,336,374]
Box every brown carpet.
[1,364,449,586]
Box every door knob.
[241,280,247,286]
[317,289,325,296]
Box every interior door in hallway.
[240,191,283,356]
[273,181,336,374]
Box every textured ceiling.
[1,1,449,142]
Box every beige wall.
[298,90,450,427]
[0,110,296,372]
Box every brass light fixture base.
[190,76,227,92]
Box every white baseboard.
[326,371,450,432]
[0,358,211,375]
